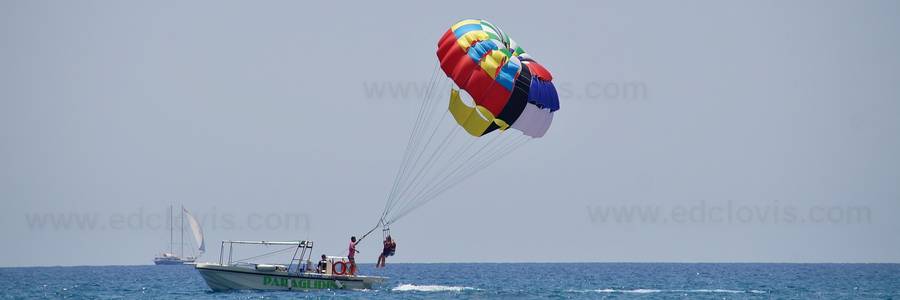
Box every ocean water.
[1,263,899,299]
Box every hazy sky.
[1,0,898,267]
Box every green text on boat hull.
[262,276,338,289]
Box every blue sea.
[1,263,899,299]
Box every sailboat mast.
[180,205,184,258]
[169,205,173,254]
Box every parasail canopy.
[373,19,560,233]
[437,19,559,138]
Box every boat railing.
[217,240,315,274]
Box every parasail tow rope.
[356,218,386,244]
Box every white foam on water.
[392,284,478,292]
[585,289,663,293]
[570,288,767,294]
[678,289,768,294]
[681,289,744,293]
[625,289,663,293]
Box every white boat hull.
[154,256,195,265]
[195,263,386,292]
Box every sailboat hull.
[153,256,196,265]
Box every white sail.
[183,208,205,253]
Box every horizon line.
[3,261,900,268]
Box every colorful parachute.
[437,19,559,138]
[376,19,560,228]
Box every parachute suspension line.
[399,69,510,209]
[389,132,511,222]
[385,46,545,224]
[382,64,438,214]
[382,79,455,223]
[386,133,504,223]
[385,128,478,224]
[401,77,448,168]
[391,66,442,194]
[437,133,524,186]
[408,131,480,202]
[382,65,444,221]
[407,131,509,203]
[390,135,531,223]
[386,77,452,211]
[382,78,542,225]
[401,133,529,220]
[384,115,459,222]
[431,135,529,198]
[464,135,530,180]
[385,66,509,223]
[382,227,391,241]
[391,121,459,207]
[388,132,527,224]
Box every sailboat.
[154,205,205,265]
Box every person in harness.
[376,235,396,268]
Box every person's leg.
[350,258,356,275]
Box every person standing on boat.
[376,235,396,268]
[317,254,328,273]
[348,236,359,275]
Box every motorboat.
[195,240,387,291]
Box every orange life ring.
[332,261,347,275]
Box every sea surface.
[1,263,899,299]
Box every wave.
[392,284,479,292]
[570,288,767,294]
[600,289,662,294]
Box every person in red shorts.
[348,236,359,275]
